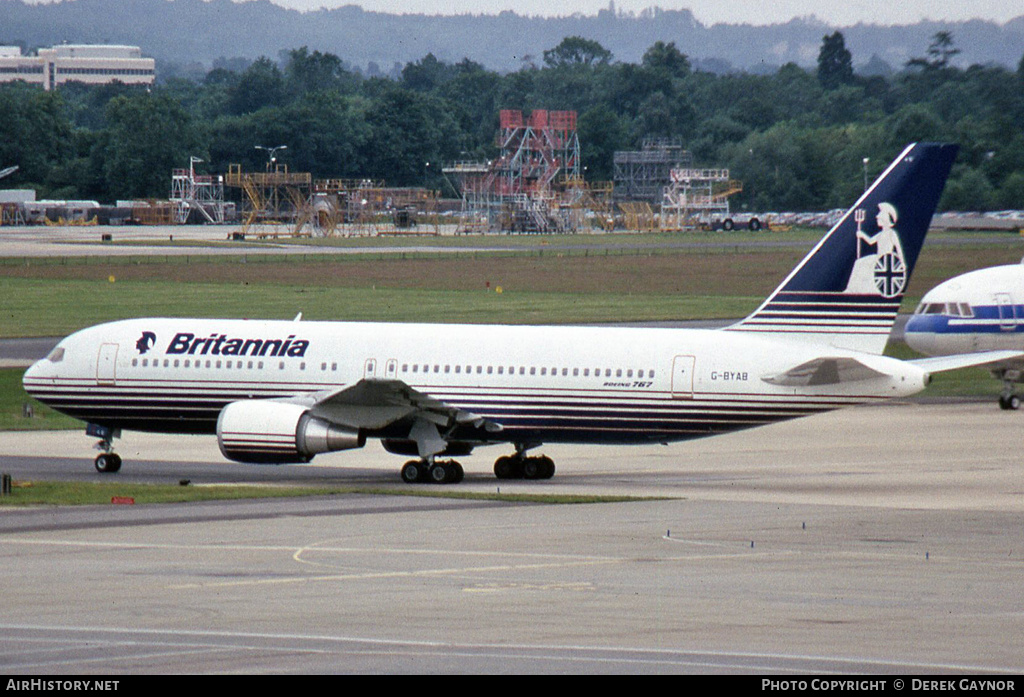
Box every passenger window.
[541,367,546,376]
[132,358,138,367]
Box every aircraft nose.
[903,316,935,354]
[22,357,52,396]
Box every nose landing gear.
[88,423,122,473]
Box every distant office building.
[0,44,155,90]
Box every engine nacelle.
[217,400,364,464]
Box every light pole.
[862,157,870,192]
[255,145,287,170]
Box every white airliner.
[22,142,1020,483]
[905,259,1024,409]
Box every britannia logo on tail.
[844,202,906,298]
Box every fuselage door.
[385,359,398,379]
[995,293,1017,331]
[671,354,695,399]
[364,358,378,379]
[97,343,118,386]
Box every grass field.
[2,229,1022,336]
[0,480,654,506]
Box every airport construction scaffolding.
[223,165,440,238]
[444,109,597,233]
[613,138,693,204]
[660,168,743,231]
[170,160,228,224]
[225,163,312,237]
[306,179,440,237]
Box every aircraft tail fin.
[726,142,958,355]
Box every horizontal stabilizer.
[908,350,1024,374]
[763,356,888,386]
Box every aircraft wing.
[907,350,1024,374]
[762,356,889,386]
[282,378,504,433]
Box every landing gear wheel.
[537,455,555,480]
[429,462,450,484]
[401,460,424,483]
[494,455,517,479]
[522,455,555,480]
[94,453,122,474]
[998,393,1021,410]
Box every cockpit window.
[46,347,65,363]
[914,302,973,317]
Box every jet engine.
[217,400,364,464]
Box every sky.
[258,0,1024,24]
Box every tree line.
[1,32,1023,213]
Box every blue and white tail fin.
[726,142,959,355]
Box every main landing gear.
[400,458,465,485]
[87,423,122,473]
[493,452,555,480]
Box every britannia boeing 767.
[23,142,1019,483]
